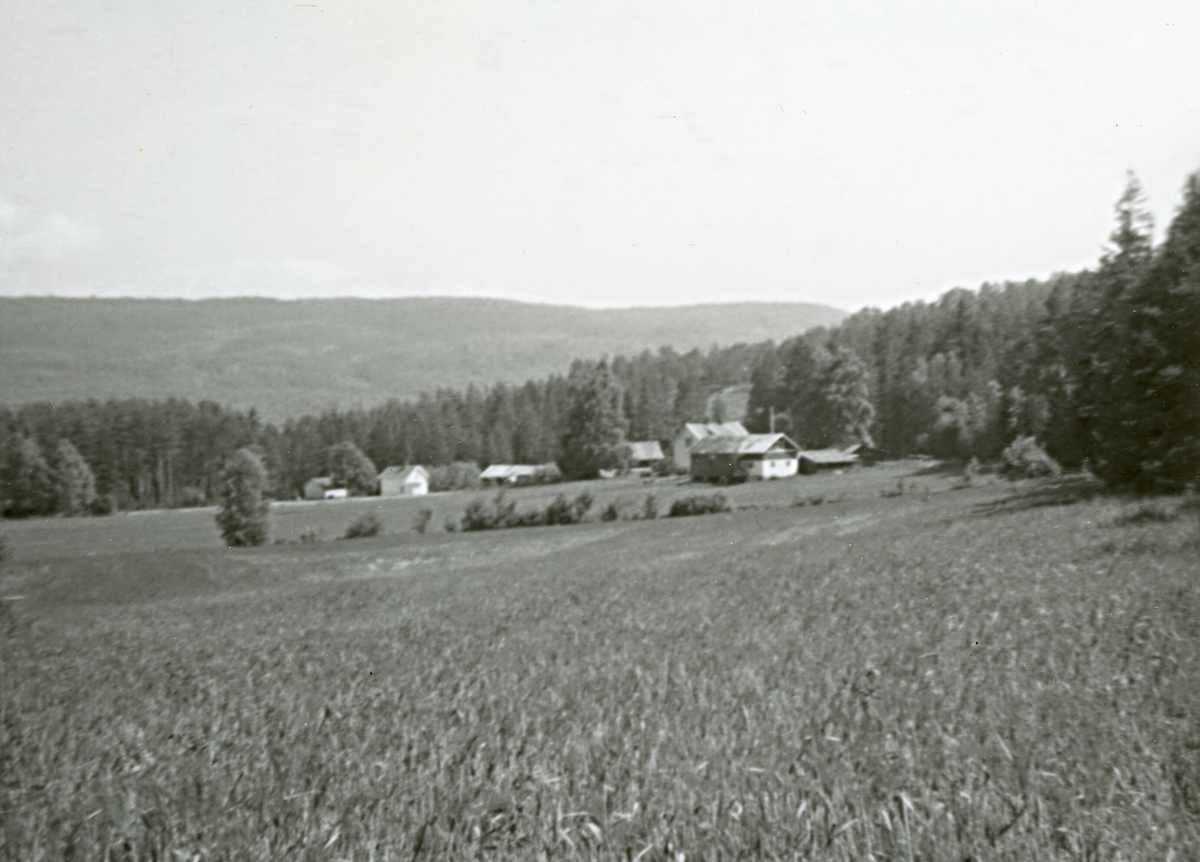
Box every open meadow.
[1,463,1197,860]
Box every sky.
[2,1,1198,312]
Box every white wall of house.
[744,457,798,479]
[672,431,696,472]
[323,488,348,500]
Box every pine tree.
[559,360,629,480]
[214,448,271,547]
[2,436,58,518]
[54,439,96,516]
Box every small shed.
[672,422,749,472]
[627,440,665,473]
[798,449,860,474]
[378,465,429,497]
[304,476,341,500]
[690,433,800,482]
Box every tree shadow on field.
[905,459,966,477]
[969,474,1108,518]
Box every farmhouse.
[689,433,800,482]
[378,465,429,497]
[672,421,749,472]
[626,440,665,474]
[798,448,860,474]
[303,477,347,500]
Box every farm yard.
[1,463,1197,860]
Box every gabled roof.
[691,432,799,456]
[681,421,749,441]
[799,448,860,465]
[378,465,429,482]
[628,440,665,462]
[480,464,542,480]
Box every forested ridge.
[3,172,1197,515]
[0,296,845,421]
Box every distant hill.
[0,296,845,421]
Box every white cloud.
[0,204,100,258]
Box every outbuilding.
[798,449,860,474]
[627,440,665,474]
[304,476,347,500]
[672,421,749,472]
[378,465,429,497]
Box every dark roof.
[691,433,800,456]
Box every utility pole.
[769,406,775,434]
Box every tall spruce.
[1118,171,1200,488]
[1076,174,1157,485]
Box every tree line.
[2,170,1196,516]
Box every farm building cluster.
[302,423,873,499]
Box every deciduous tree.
[214,448,271,547]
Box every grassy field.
[1,463,1197,860]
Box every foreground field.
[1,467,1197,860]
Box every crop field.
[1,464,1197,860]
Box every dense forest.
[2,171,1197,515]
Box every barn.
[378,465,429,497]
[689,433,800,482]
[672,422,749,472]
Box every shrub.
[298,529,322,544]
[344,513,382,539]
[640,493,658,520]
[214,448,271,547]
[600,502,620,521]
[429,461,482,492]
[461,493,518,532]
[668,492,731,517]
[1000,436,1061,479]
[543,493,593,526]
[177,486,208,508]
[412,508,433,534]
[89,494,119,516]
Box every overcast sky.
[2,1,1197,311]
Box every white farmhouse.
[378,465,429,497]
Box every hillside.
[0,297,845,420]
